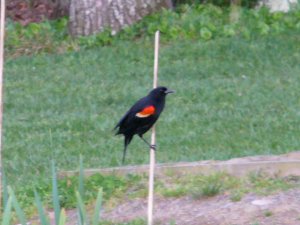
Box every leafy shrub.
[4,4,300,58]
[173,0,259,8]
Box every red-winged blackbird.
[114,86,174,163]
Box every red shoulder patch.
[136,105,155,118]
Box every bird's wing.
[114,97,155,131]
[114,109,130,130]
[135,105,156,118]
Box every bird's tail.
[113,125,120,135]
[122,135,133,164]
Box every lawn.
[3,30,300,187]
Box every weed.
[264,210,273,217]
[189,174,224,198]
[230,191,243,202]
[161,186,187,198]
[248,171,293,195]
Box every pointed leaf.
[76,191,87,225]
[78,155,85,199]
[58,208,67,225]
[34,190,50,225]
[8,187,27,225]
[52,160,61,224]
[2,171,8,210]
[92,188,103,225]
[2,196,12,225]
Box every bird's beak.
[165,89,175,94]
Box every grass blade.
[2,196,12,225]
[77,209,83,225]
[2,171,8,211]
[78,155,85,199]
[92,188,103,225]
[76,191,88,225]
[8,186,27,225]
[34,190,50,225]
[58,208,67,225]
[52,160,61,224]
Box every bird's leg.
[122,135,133,164]
[122,145,127,165]
[138,135,156,150]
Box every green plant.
[5,5,300,58]
[247,171,292,194]
[162,186,187,197]
[52,160,61,224]
[264,210,272,217]
[1,158,103,225]
[230,191,243,202]
[200,181,222,197]
[190,174,223,198]
[200,0,259,8]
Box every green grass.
[3,30,300,188]
[158,172,299,200]
[12,169,300,219]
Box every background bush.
[172,0,259,8]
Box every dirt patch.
[101,188,300,224]
[38,152,300,224]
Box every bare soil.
[34,152,300,225]
[45,187,300,224]
[100,188,300,225]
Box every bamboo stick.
[0,0,6,212]
[147,30,159,225]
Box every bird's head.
[149,86,175,99]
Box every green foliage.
[157,172,300,202]
[247,172,293,194]
[230,191,243,202]
[264,210,273,217]
[201,0,259,8]
[8,172,139,215]
[78,155,85,199]
[161,186,187,197]
[7,187,27,225]
[2,196,13,225]
[5,17,69,57]
[2,172,9,213]
[34,190,51,225]
[51,161,61,224]
[58,209,67,225]
[173,0,259,8]
[4,5,300,57]
[190,174,223,198]
[1,160,104,225]
[76,191,88,225]
[92,188,103,225]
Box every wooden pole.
[147,30,159,225]
[0,0,5,212]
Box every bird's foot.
[150,144,156,151]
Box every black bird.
[114,86,174,163]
